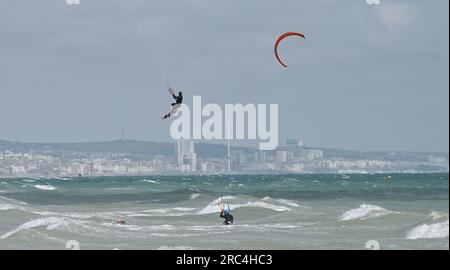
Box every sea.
[0,173,448,250]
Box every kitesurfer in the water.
[220,206,233,225]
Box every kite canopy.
[274,32,305,68]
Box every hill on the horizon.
[0,139,448,161]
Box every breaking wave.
[33,184,58,191]
[340,204,393,221]
[0,217,72,239]
[407,220,449,240]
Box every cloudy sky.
[0,0,448,152]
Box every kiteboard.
[161,103,181,120]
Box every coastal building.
[276,150,288,163]
[177,140,197,172]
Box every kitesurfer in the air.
[171,91,183,106]
[220,206,234,225]
[162,86,183,120]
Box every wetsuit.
[171,93,183,106]
[220,210,234,225]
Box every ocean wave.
[190,193,200,200]
[0,217,71,239]
[0,204,22,211]
[186,223,310,232]
[172,207,197,211]
[101,223,143,231]
[22,179,36,183]
[407,220,449,240]
[0,203,58,217]
[187,187,200,192]
[104,188,138,192]
[55,177,71,181]
[0,195,28,205]
[140,179,160,184]
[0,201,73,217]
[430,211,448,221]
[339,204,393,221]
[262,197,300,207]
[127,207,198,217]
[262,197,313,209]
[33,184,58,191]
[156,246,194,250]
[198,197,291,215]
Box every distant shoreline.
[1,172,448,180]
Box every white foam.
[101,223,143,231]
[126,207,197,217]
[190,193,200,200]
[55,177,71,181]
[197,195,236,214]
[33,184,57,191]
[0,196,28,205]
[140,179,160,184]
[0,203,59,217]
[157,246,194,250]
[198,198,291,215]
[143,209,168,214]
[262,197,300,207]
[245,201,291,212]
[430,211,448,221]
[262,197,312,209]
[407,220,449,240]
[339,204,393,221]
[0,217,69,239]
[275,199,299,207]
[0,204,20,211]
[241,223,302,229]
[172,207,196,211]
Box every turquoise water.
[0,174,448,250]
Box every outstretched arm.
[167,84,175,97]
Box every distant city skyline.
[1,138,448,177]
[0,1,448,152]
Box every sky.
[0,0,448,152]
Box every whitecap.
[140,179,160,184]
[190,193,200,200]
[430,211,448,221]
[0,217,70,239]
[198,199,291,215]
[339,204,393,221]
[33,184,58,191]
[407,220,449,240]
[172,207,196,211]
[0,204,20,211]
